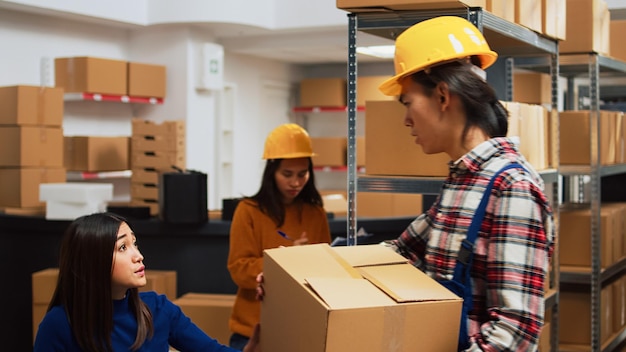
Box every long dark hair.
[48,212,154,351]
[249,157,323,227]
[410,59,508,145]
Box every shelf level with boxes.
[341,5,561,352]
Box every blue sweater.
[34,291,239,352]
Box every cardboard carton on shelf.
[514,0,542,33]
[559,0,610,55]
[55,56,128,96]
[64,136,130,172]
[261,243,462,352]
[486,0,515,23]
[311,137,346,167]
[560,110,618,166]
[365,100,450,177]
[128,62,166,99]
[299,78,346,107]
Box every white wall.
[0,5,307,209]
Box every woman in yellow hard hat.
[379,16,555,351]
[226,123,331,349]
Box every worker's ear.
[435,82,450,111]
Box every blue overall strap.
[452,162,526,351]
[453,162,525,281]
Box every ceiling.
[208,22,395,65]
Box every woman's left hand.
[293,231,308,246]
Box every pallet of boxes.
[0,85,66,215]
[130,118,186,216]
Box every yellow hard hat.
[379,16,498,96]
[263,123,315,160]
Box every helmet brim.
[378,51,498,96]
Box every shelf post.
[588,53,602,352]
[346,13,358,246]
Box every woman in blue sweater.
[34,212,260,352]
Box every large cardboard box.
[0,126,63,167]
[0,85,63,127]
[128,62,166,98]
[517,103,549,170]
[610,20,626,62]
[140,270,177,300]
[261,244,462,351]
[602,202,626,264]
[356,76,394,107]
[299,78,346,107]
[560,0,609,55]
[559,287,613,346]
[357,192,423,218]
[486,0,515,22]
[311,137,346,167]
[64,136,130,172]
[559,205,618,268]
[515,0,542,33]
[173,293,235,345]
[55,57,128,96]
[32,268,61,340]
[613,276,626,334]
[560,110,616,165]
[337,0,485,11]
[542,0,566,40]
[513,72,552,106]
[0,168,66,208]
[365,100,450,177]
[356,136,365,166]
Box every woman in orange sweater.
[227,123,332,349]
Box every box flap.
[264,244,361,283]
[359,264,461,302]
[331,244,408,267]
[305,277,396,309]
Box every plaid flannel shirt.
[393,137,555,352]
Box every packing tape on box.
[37,87,45,125]
[382,305,405,350]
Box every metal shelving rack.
[518,53,626,351]
[556,53,626,352]
[344,6,560,351]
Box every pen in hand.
[277,230,294,241]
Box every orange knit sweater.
[227,199,331,337]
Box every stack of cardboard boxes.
[130,119,186,216]
[55,56,166,99]
[0,85,66,215]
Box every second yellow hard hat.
[263,123,315,160]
